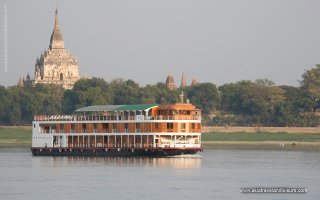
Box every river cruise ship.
[31,103,202,156]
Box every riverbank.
[1,126,320,150]
[202,126,320,133]
[0,126,31,145]
[201,131,320,150]
[202,141,320,150]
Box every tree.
[138,82,181,104]
[186,82,220,114]
[63,78,113,112]
[273,86,303,126]
[5,87,22,124]
[111,79,140,104]
[0,86,9,124]
[61,90,79,114]
[219,79,285,125]
[300,64,320,111]
[31,84,65,115]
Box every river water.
[0,147,319,200]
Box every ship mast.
[179,91,184,103]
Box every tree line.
[1,65,320,126]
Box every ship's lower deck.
[31,147,202,157]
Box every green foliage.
[185,82,220,114]
[3,64,320,127]
[300,64,320,104]
[0,84,65,124]
[0,77,183,125]
[218,79,287,126]
[62,78,113,113]
[112,79,140,104]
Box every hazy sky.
[1,0,320,87]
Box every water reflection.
[32,155,202,169]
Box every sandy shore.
[202,141,320,150]
[0,126,31,130]
[202,126,320,134]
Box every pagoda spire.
[191,76,198,86]
[165,71,177,90]
[54,8,59,30]
[17,76,24,87]
[180,72,187,88]
[50,8,64,49]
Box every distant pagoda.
[165,72,198,89]
[165,72,177,90]
[180,72,187,88]
[191,76,198,86]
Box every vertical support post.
[83,135,84,148]
[88,135,90,148]
[121,135,123,148]
[134,134,136,148]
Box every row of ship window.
[38,123,197,130]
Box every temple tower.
[191,76,198,86]
[34,9,80,89]
[165,72,177,90]
[180,72,187,88]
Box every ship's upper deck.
[34,103,201,122]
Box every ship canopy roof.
[75,104,158,113]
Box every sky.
[1,0,320,87]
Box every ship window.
[113,123,117,131]
[167,123,173,129]
[136,123,140,129]
[103,123,108,128]
[192,123,195,129]
[181,123,186,129]
[60,124,64,133]
[94,123,98,133]
[82,124,86,133]
[136,123,141,132]
[71,124,75,132]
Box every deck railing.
[34,115,201,122]
[38,128,202,134]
